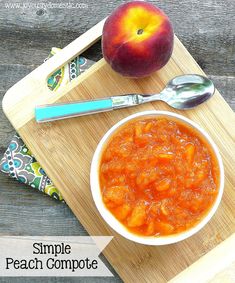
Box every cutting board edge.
[2,58,107,130]
[2,18,107,130]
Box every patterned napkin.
[0,48,95,201]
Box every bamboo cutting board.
[2,19,235,282]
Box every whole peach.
[102,1,174,78]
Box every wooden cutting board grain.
[2,19,235,282]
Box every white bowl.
[90,111,224,245]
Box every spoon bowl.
[162,74,215,109]
[140,74,215,110]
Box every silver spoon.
[35,74,215,123]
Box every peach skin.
[102,1,174,78]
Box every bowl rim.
[90,110,224,245]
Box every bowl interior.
[90,111,224,245]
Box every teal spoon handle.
[35,94,142,123]
[35,98,113,122]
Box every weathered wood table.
[0,0,234,282]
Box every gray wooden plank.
[209,75,235,112]
[0,174,85,235]
[0,0,234,75]
[0,92,16,149]
[0,103,15,150]
[0,65,35,91]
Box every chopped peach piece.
[103,148,113,162]
[185,170,206,189]
[114,204,132,220]
[155,178,171,191]
[136,172,148,186]
[118,176,125,183]
[149,202,161,216]
[189,194,205,212]
[134,124,142,137]
[136,169,158,187]
[144,122,153,133]
[135,135,149,147]
[103,186,130,205]
[119,143,132,157]
[146,220,155,235]
[158,153,174,162]
[125,163,136,173]
[160,199,170,215]
[196,171,206,183]
[156,222,174,235]
[185,143,195,164]
[148,169,158,183]
[127,202,146,227]
[125,136,133,142]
